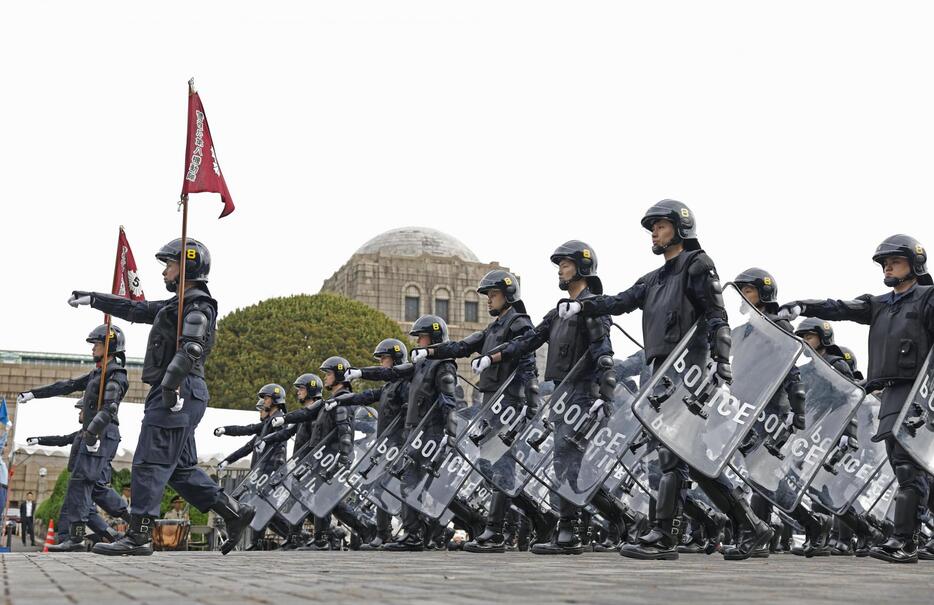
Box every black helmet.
[257,383,287,409]
[871,234,931,286]
[641,199,699,252]
[373,338,408,365]
[549,240,603,295]
[320,356,352,383]
[477,270,527,314]
[795,318,835,348]
[155,238,211,292]
[733,267,779,311]
[86,324,126,356]
[409,315,449,344]
[838,346,864,380]
[292,373,323,402]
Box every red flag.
[111,226,145,301]
[181,79,235,218]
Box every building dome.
[354,226,479,262]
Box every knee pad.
[657,447,682,473]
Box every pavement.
[2,550,931,605]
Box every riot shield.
[633,283,804,478]
[230,441,293,510]
[380,406,478,519]
[894,346,934,475]
[273,428,338,526]
[453,370,539,497]
[513,347,644,507]
[248,438,321,532]
[731,348,865,512]
[808,394,891,515]
[353,407,409,516]
[286,406,382,519]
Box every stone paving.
[2,551,930,605]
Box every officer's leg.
[683,493,727,554]
[870,438,927,563]
[48,453,97,552]
[620,445,684,560]
[360,507,392,550]
[383,504,425,551]
[465,489,508,553]
[332,500,376,547]
[693,470,773,560]
[92,481,128,519]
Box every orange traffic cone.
[42,520,55,553]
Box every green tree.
[35,468,70,523]
[206,293,408,410]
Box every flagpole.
[94,226,123,412]
[176,78,195,346]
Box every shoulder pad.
[688,252,716,276]
[510,314,534,333]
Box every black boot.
[530,513,584,555]
[383,526,425,552]
[512,494,556,549]
[298,529,333,551]
[360,509,392,551]
[831,516,854,556]
[803,513,832,557]
[870,484,920,564]
[684,497,727,555]
[465,492,507,553]
[720,488,773,561]
[619,519,680,561]
[47,522,88,553]
[211,492,256,555]
[92,515,154,556]
[917,535,934,561]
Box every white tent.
[13,398,271,469]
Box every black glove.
[715,361,733,384]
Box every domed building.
[320,227,516,399]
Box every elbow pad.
[437,369,457,397]
[161,352,192,391]
[711,325,732,363]
[785,377,806,416]
[335,407,354,456]
[86,410,114,438]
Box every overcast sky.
[3,1,933,371]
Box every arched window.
[404,284,421,322]
[463,290,479,324]
[434,287,451,323]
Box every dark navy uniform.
[28,360,127,549]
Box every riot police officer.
[18,324,129,551]
[410,270,550,553]
[484,241,616,555]
[215,384,289,474]
[559,202,771,560]
[66,238,254,555]
[383,316,460,551]
[779,234,934,563]
[334,339,411,550]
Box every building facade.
[320,226,542,401]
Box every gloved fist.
[68,291,92,308]
[589,398,610,420]
[557,300,582,320]
[337,454,351,468]
[714,361,733,384]
[793,413,807,430]
[471,355,492,375]
[214,427,226,437]
[270,416,285,428]
[218,461,229,471]
[324,399,338,411]
[16,392,34,405]
[344,368,363,382]
[255,440,266,454]
[85,439,100,453]
[839,435,859,451]
[26,437,39,446]
[776,304,802,321]
[410,348,429,364]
